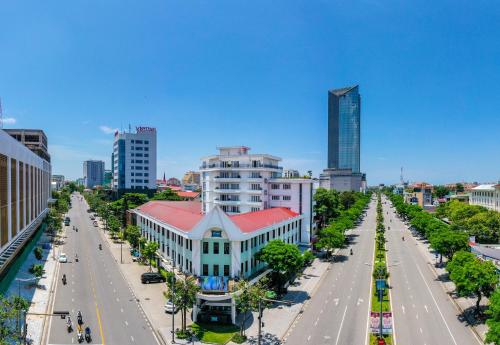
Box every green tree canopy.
[124,225,141,249]
[165,277,200,332]
[152,189,182,201]
[142,241,159,271]
[486,289,500,345]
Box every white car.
[58,253,68,263]
[164,301,178,313]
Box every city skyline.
[1,1,499,184]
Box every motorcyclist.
[66,316,72,332]
[350,248,353,255]
[99,244,102,250]
[77,311,83,325]
[75,254,78,262]
[62,274,67,285]
[402,236,405,241]
[85,326,91,341]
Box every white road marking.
[420,327,423,334]
[320,309,323,314]
[334,306,348,345]
[401,305,405,314]
[416,313,419,319]
[357,298,364,306]
[125,320,129,326]
[131,335,135,342]
[307,335,311,341]
[415,261,459,345]
[121,308,124,313]
[334,298,339,306]
[314,318,318,326]
[116,297,120,302]
[424,305,429,313]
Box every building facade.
[51,174,65,191]
[112,127,157,191]
[283,169,300,178]
[470,184,500,212]
[182,171,201,186]
[0,129,51,259]
[83,160,105,189]
[4,129,51,163]
[321,86,366,192]
[327,86,360,173]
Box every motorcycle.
[402,236,405,241]
[77,311,83,325]
[62,274,67,285]
[75,255,79,262]
[99,244,102,250]
[66,318,73,333]
[77,329,84,343]
[350,248,353,255]
[85,327,91,342]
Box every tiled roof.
[177,191,200,198]
[229,208,299,233]
[135,201,203,232]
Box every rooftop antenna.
[400,166,404,185]
[0,97,3,129]
[129,123,131,133]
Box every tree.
[234,280,264,337]
[142,241,159,271]
[0,295,29,343]
[316,226,345,259]
[340,191,357,210]
[447,251,497,314]
[34,247,43,260]
[313,188,340,229]
[486,289,500,345]
[430,230,469,262]
[456,183,465,193]
[107,214,121,238]
[29,264,45,284]
[152,189,182,201]
[165,277,200,333]
[434,185,450,199]
[124,225,141,249]
[257,240,304,292]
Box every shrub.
[302,250,315,266]
[232,333,247,343]
[34,247,43,260]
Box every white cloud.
[99,125,117,134]
[1,117,16,125]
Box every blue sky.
[1,1,499,184]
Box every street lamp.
[257,296,291,345]
[171,257,176,344]
[375,279,386,342]
[15,277,36,344]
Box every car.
[164,300,178,313]
[59,253,68,263]
[64,217,70,226]
[90,216,95,220]
[141,272,165,284]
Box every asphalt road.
[47,193,159,345]
[383,195,482,345]
[284,197,376,345]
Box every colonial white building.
[0,129,51,271]
[470,184,500,212]
[112,127,157,191]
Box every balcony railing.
[201,163,282,170]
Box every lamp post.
[257,296,291,345]
[171,257,176,344]
[15,277,36,344]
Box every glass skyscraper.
[327,85,361,173]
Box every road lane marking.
[333,298,339,306]
[125,320,129,326]
[420,327,423,334]
[424,305,429,313]
[307,335,311,341]
[415,262,458,345]
[334,305,348,345]
[401,305,405,314]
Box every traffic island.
[369,193,393,345]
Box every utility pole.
[257,297,291,345]
[171,257,176,344]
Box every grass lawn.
[190,322,239,344]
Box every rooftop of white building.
[472,184,497,191]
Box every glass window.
[224,242,230,254]
[203,242,209,254]
[213,265,219,276]
[224,265,230,277]
[213,242,219,254]
[203,264,208,276]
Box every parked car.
[64,217,70,226]
[164,300,178,313]
[141,272,165,284]
[59,253,68,263]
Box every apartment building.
[470,184,500,212]
[0,129,51,270]
[83,160,105,189]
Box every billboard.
[370,312,393,334]
[199,276,229,292]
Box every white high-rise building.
[83,160,104,189]
[200,146,314,243]
[112,127,157,191]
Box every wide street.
[383,195,482,345]
[284,197,376,345]
[46,193,159,345]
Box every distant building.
[4,129,51,162]
[167,177,181,186]
[283,169,300,178]
[470,184,500,212]
[51,174,65,191]
[404,182,433,207]
[182,171,201,186]
[0,129,51,271]
[112,126,157,192]
[320,86,366,192]
[183,183,199,192]
[83,160,105,189]
[76,178,85,186]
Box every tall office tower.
[327,85,360,172]
[321,85,366,192]
[112,126,157,192]
[0,129,51,266]
[83,160,105,189]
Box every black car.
[141,272,165,284]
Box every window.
[144,167,149,170]
[145,147,149,151]
[251,183,261,190]
[213,265,219,276]
[245,240,248,251]
[245,261,248,272]
[203,242,209,254]
[266,232,269,241]
[213,242,219,254]
[144,153,149,157]
[241,263,244,275]
[283,184,291,190]
[203,264,208,276]
[283,195,291,201]
[224,242,230,254]
[250,195,261,202]
[144,179,149,184]
[212,230,222,237]
[271,183,280,189]
[135,140,143,144]
[241,242,244,252]
[145,140,149,144]
[272,195,280,200]
[224,265,230,276]
[251,207,260,212]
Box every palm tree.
[166,277,200,332]
[142,242,159,271]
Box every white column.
[231,241,241,278]
[191,240,201,276]
[15,160,19,236]
[7,158,11,242]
